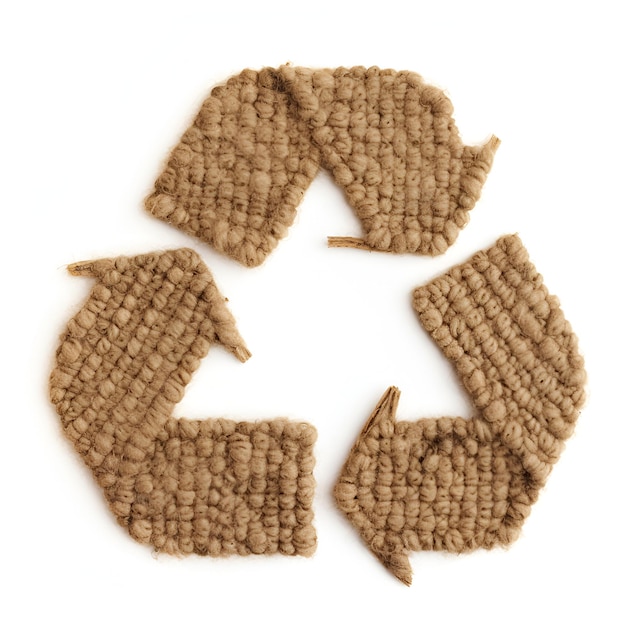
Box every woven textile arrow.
[334,235,586,585]
[145,66,499,267]
[50,248,316,557]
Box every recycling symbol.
[49,66,586,585]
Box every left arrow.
[49,248,317,557]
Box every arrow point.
[231,344,252,363]
[335,387,409,583]
[66,260,107,278]
[361,386,400,438]
[372,548,413,586]
[327,236,372,250]
[66,261,91,276]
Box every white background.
[1,1,624,624]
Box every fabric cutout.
[146,69,322,268]
[281,66,500,256]
[146,66,499,267]
[50,248,317,557]
[334,235,585,585]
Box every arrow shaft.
[384,417,532,550]
[414,235,585,482]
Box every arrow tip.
[334,387,411,583]
[66,261,99,277]
[372,547,413,586]
[67,258,115,278]
[361,386,400,437]
[231,345,252,363]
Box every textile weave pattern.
[146,66,499,266]
[50,248,317,557]
[334,235,585,584]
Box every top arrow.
[145,66,499,266]
[334,235,586,585]
[50,248,317,557]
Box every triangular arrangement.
[49,65,585,583]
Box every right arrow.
[334,235,586,585]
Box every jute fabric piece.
[146,66,499,266]
[334,235,585,584]
[50,248,317,557]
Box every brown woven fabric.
[146,69,321,268]
[334,235,585,585]
[146,66,499,266]
[49,248,317,557]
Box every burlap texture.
[50,248,317,557]
[334,235,586,584]
[146,66,499,266]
